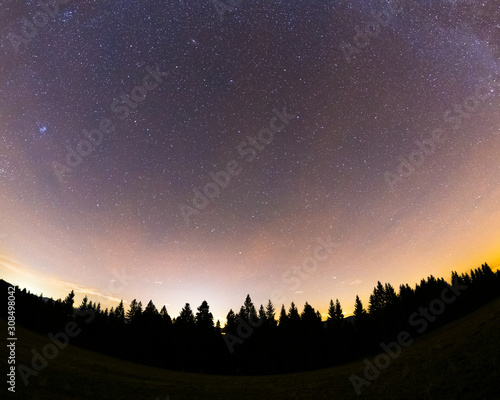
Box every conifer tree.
[265,299,277,326]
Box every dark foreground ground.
[2,297,499,400]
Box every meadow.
[2,297,499,400]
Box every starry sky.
[1,0,499,323]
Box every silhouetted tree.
[114,300,125,324]
[126,299,143,324]
[301,302,321,327]
[176,303,195,327]
[278,304,288,327]
[368,281,385,315]
[258,304,266,324]
[225,309,238,334]
[335,299,344,324]
[241,294,258,323]
[353,295,367,325]
[288,302,300,326]
[79,296,89,312]
[159,305,172,327]
[196,300,214,331]
[63,290,75,317]
[3,257,499,376]
[265,300,276,326]
[383,283,398,309]
[144,300,159,317]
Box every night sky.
[1,0,499,322]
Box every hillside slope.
[2,298,499,400]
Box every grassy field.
[2,298,499,400]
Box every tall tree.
[327,299,335,324]
[60,290,75,320]
[368,281,385,315]
[288,302,300,326]
[224,309,238,334]
[215,320,222,335]
[126,299,138,323]
[79,296,89,311]
[278,304,288,327]
[159,305,172,327]
[195,300,214,331]
[265,299,276,326]
[258,304,267,323]
[144,300,158,317]
[176,303,195,327]
[126,300,143,324]
[115,300,125,324]
[334,299,344,324]
[301,302,321,327]
[242,294,257,322]
[383,283,398,308]
[353,295,367,322]
[143,300,160,329]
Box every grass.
[1,298,499,400]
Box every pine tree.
[334,299,344,323]
[327,299,335,323]
[195,300,214,331]
[383,283,397,308]
[143,300,160,329]
[353,295,367,321]
[126,299,138,323]
[225,309,238,334]
[159,305,172,326]
[238,306,246,321]
[288,302,300,326]
[79,296,89,311]
[301,302,321,327]
[135,301,143,319]
[144,300,158,316]
[265,299,276,326]
[63,290,75,313]
[369,281,385,315]
[115,300,125,324]
[278,304,288,327]
[242,294,257,322]
[258,304,266,323]
[177,303,195,327]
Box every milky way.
[1,0,499,322]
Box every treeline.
[1,263,499,375]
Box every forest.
[2,263,499,376]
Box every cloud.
[0,253,122,303]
